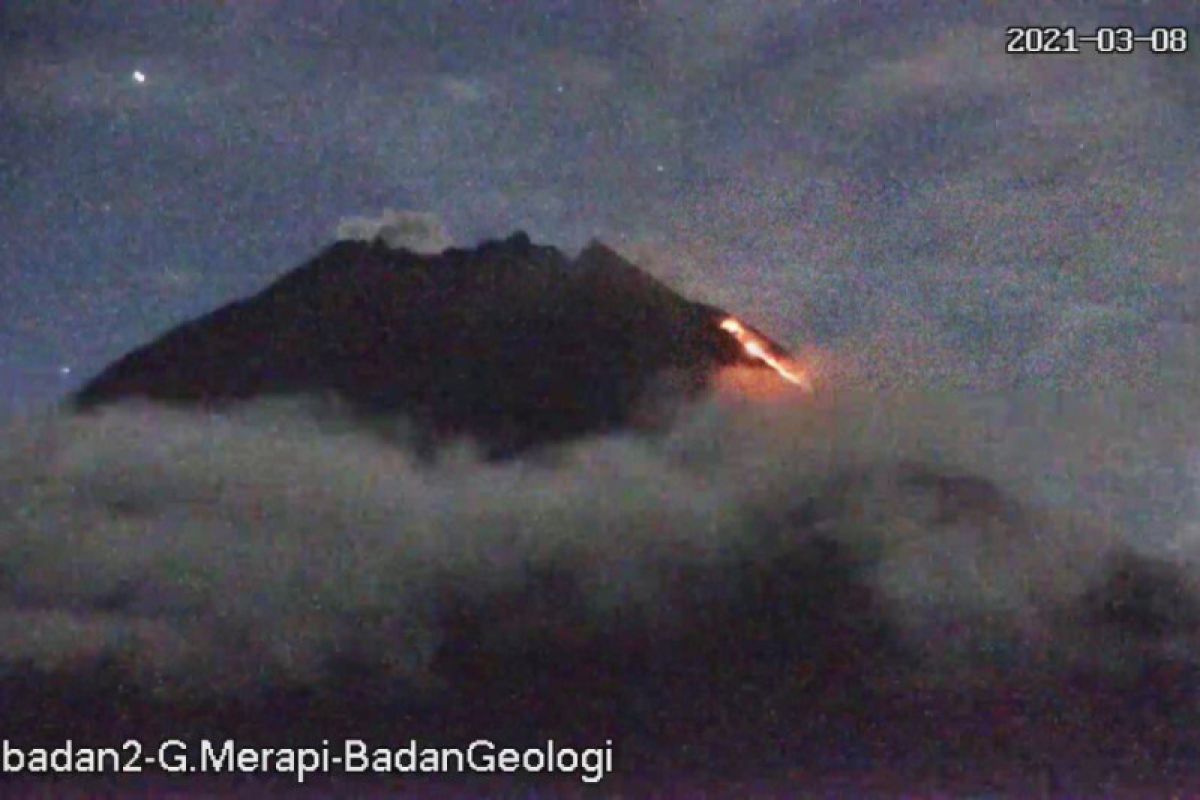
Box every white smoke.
[335,209,453,254]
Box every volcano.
[74,231,796,455]
[38,231,1199,795]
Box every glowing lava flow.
[720,317,813,392]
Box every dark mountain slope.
[74,232,780,454]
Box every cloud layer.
[2,366,1198,782]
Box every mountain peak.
[74,232,794,455]
[507,229,532,250]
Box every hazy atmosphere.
[2,1,1199,794]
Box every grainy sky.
[2,0,1197,411]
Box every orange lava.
[720,317,813,392]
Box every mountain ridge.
[73,231,789,456]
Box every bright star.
[132,70,146,84]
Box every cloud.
[649,11,1200,398]
[1,374,1197,710]
[837,22,1016,117]
[335,208,453,254]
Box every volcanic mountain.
[49,230,1200,793]
[74,231,796,455]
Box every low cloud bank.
[2,371,1197,700]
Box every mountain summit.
[74,232,793,454]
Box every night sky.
[2,1,1198,413]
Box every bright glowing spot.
[132,70,146,84]
[719,317,813,392]
[58,365,72,376]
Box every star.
[132,70,147,84]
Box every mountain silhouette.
[74,231,790,455]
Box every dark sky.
[2,0,1198,412]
